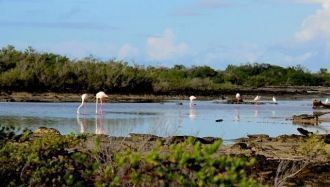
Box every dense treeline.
[1,45,329,94]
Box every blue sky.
[1,0,329,71]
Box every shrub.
[95,137,262,186]
[0,126,262,186]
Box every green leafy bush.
[0,127,92,186]
[0,127,263,186]
[95,137,261,186]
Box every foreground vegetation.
[0,126,261,186]
[1,45,330,95]
[0,125,329,186]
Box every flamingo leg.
[95,115,99,134]
[83,101,87,114]
[96,98,99,114]
[100,98,103,114]
[77,101,84,114]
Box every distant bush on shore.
[1,45,329,94]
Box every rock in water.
[297,127,312,136]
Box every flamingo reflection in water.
[189,107,196,120]
[234,109,240,122]
[254,110,259,118]
[76,114,107,135]
[76,114,87,133]
[272,110,276,117]
[95,114,106,135]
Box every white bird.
[254,95,261,102]
[235,93,242,103]
[235,93,241,100]
[325,98,329,104]
[189,95,197,107]
[96,91,108,114]
[272,96,277,103]
[77,93,88,114]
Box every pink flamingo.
[254,95,261,104]
[77,93,88,114]
[96,91,108,114]
[235,93,242,103]
[272,96,277,103]
[189,95,196,108]
[254,95,261,102]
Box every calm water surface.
[1,99,329,140]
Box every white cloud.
[189,44,266,69]
[295,0,330,44]
[191,42,320,70]
[204,44,264,64]
[146,29,188,61]
[118,44,139,59]
[283,52,315,63]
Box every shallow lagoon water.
[0,100,329,140]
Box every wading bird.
[77,93,88,114]
[235,93,242,103]
[254,95,261,103]
[273,96,277,103]
[96,91,108,114]
[189,95,196,107]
